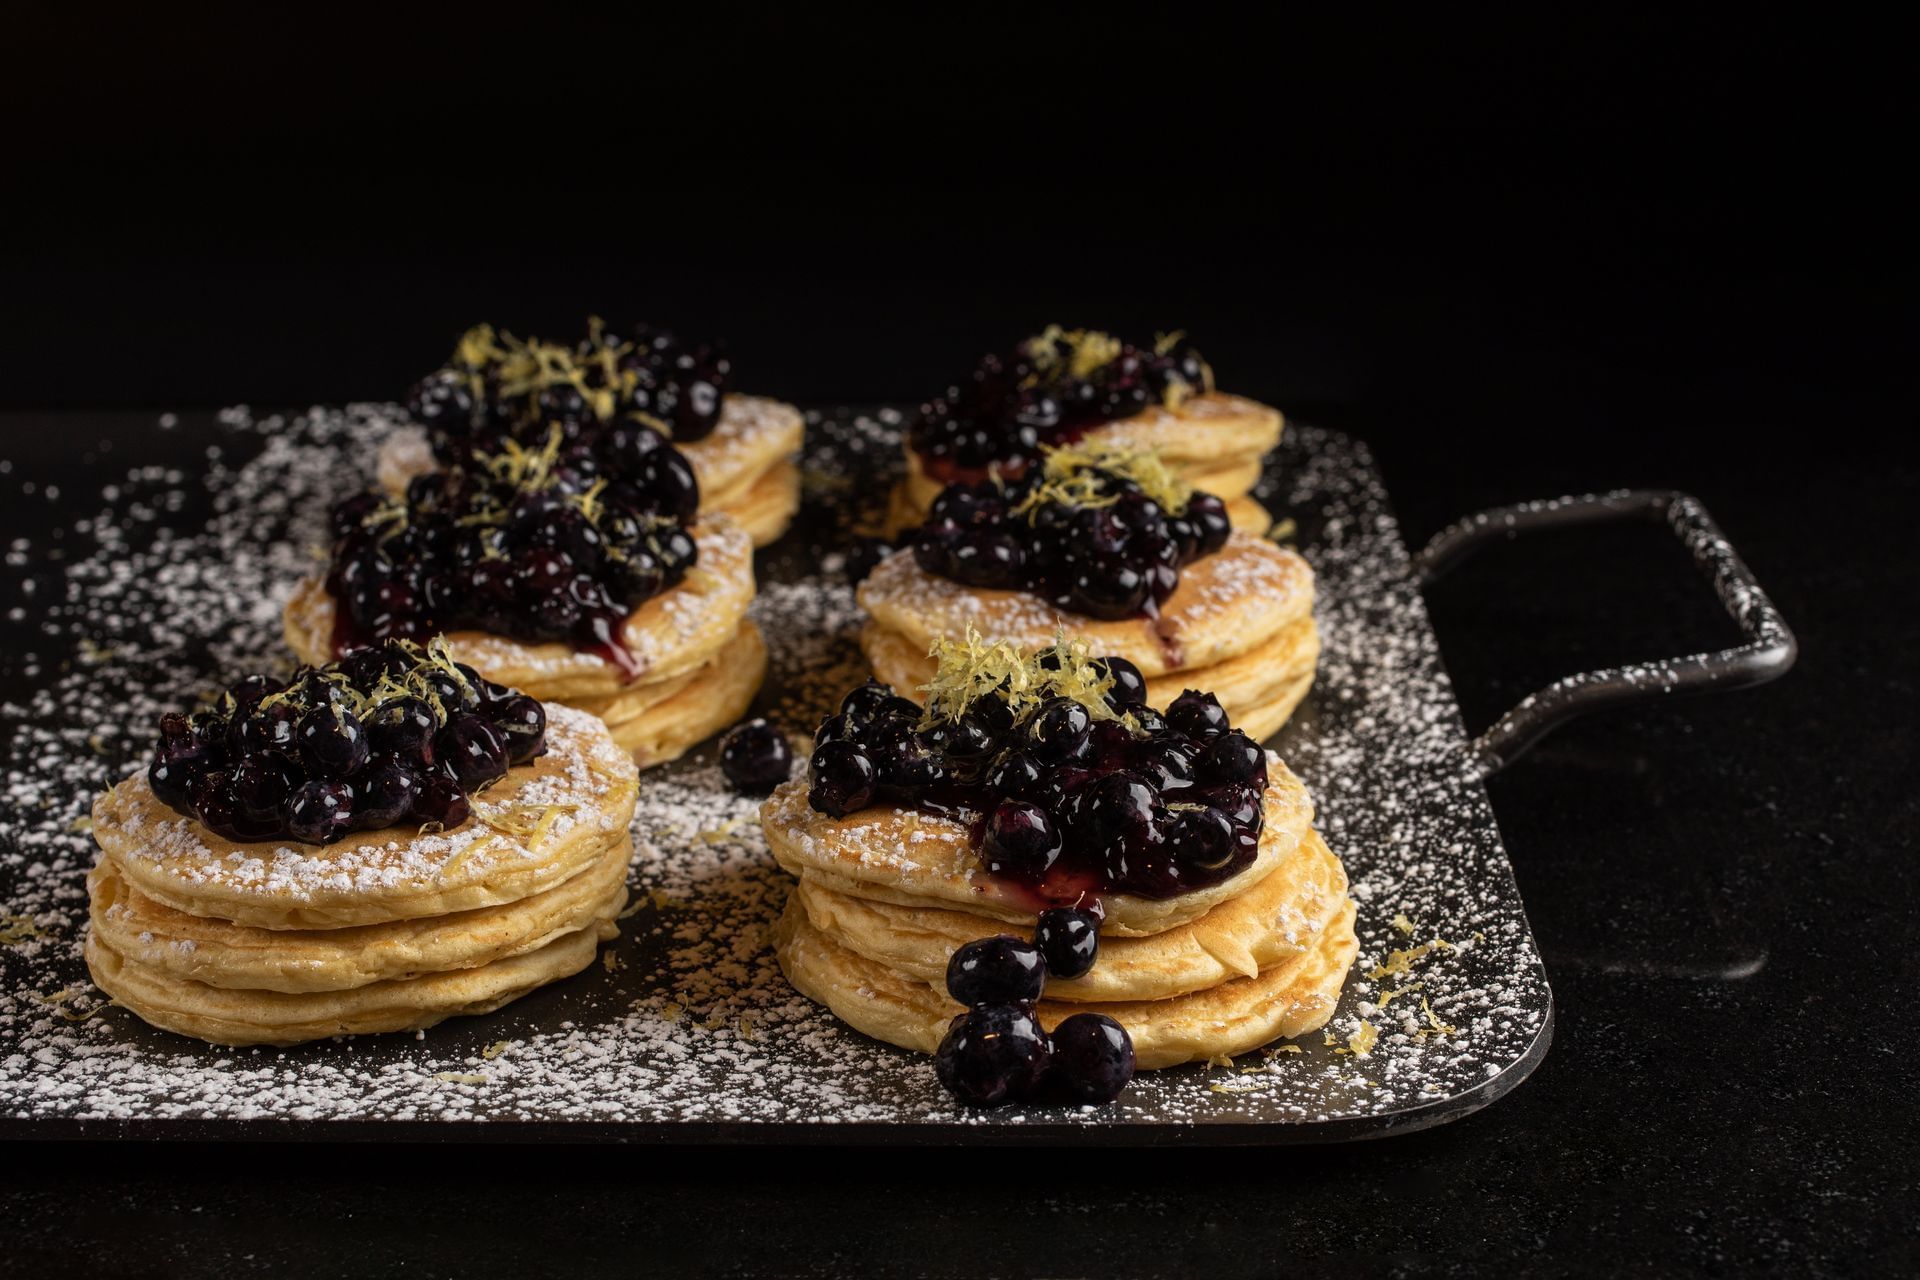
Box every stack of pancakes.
[284,517,767,767]
[764,758,1356,1068]
[378,394,807,547]
[889,392,1283,535]
[858,530,1321,742]
[84,704,638,1046]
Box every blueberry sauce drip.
[408,319,733,457]
[907,326,1211,485]
[323,426,699,678]
[145,639,547,846]
[908,445,1233,620]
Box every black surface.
[2,8,1915,1276]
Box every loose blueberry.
[933,1003,1052,1107]
[719,719,793,795]
[1048,1013,1136,1103]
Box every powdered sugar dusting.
[0,405,1550,1136]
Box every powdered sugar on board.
[0,405,1550,1135]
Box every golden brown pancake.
[759,762,1316,937]
[93,703,639,931]
[794,829,1349,1003]
[774,891,1356,1069]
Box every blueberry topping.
[1093,656,1148,707]
[322,424,701,676]
[412,320,733,455]
[804,639,1264,905]
[946,936,1048,1006]
[140,639,545,845]
[1047,1013,1136,1104]
[908,446,1232,621]
[908,328,1212,484]
[933,1003,1052,1107]
[719,718,794,795]
[808,741,876,818]
[1034,907,1100,979]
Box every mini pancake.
[87,828,632,994]
[857,531,1314,680]
[93,703,639,932]
[796,829,1349,1003]
[889,392,1282,532]
[863,613,1321,743]
[715,458,802,548]
[376,394,805,547]
[773,891,1357,1070]
[759,762,1315,937]
[86,910,617,1047]
[284,515,757,702]
[584,621,769,768]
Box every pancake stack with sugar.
[861,443,1320,742]
[762,634,1355,1098]
[85,643,639,1046]
[285,424,765,769]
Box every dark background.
[3,9,1915,1277]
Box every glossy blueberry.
[411,774,472,830]
[1165,689,1230,738]
[438,713,508,791]
[1034,907,1100,979]
[1202,729,1267,787]
[1166,806,1235,870]
[297,706,368,777]
[933,1003,1052,1107]
[981,801,1062,878]
[1093,656,1148,707]
[719,719,793,795]
[489,694,548,765]
[808,741,876,817]
[284,779,354,845]
[357,761,422,829]
[945,935,1048,1006]
[1026,697,1092,764]
[1048,1013,1136,1103]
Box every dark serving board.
[0,406,1554,1144]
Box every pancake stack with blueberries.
[888,326,1283,536]
[382,319,805,547]
[860,443,1320,742]
[763,633,1356,1106]
[84,639,639,1046]
[284,423,765,768]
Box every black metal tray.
[0,406,1792,1144]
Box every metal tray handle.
[1414,489,1797,779]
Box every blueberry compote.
[145,639,546,846]
[407,319,732,468]
[324,426,698,678]
[909,443,1232,620]
[907,326,1212,485]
